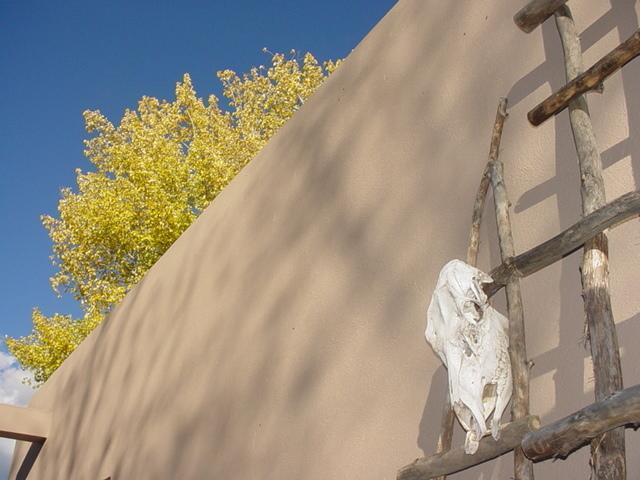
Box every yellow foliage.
[7,52,340,384]
[6,309,102,385]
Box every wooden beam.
[522,384,640,462]
[397,416,540,480]
[489,159,534,480]
[0,404,49,443]
[554,6,626,478]
[514,0,569,33]
[15,442,43,480]
[528,28,640,126]
[483,190,640,297]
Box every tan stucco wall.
[11,1,640,478]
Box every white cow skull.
[425,259,512,454]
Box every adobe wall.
[12,1,640,478]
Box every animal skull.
[425,259,512,454]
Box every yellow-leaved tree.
[7,52,340,384]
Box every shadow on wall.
[414,2,640,478]
[11,2,640,479]
[15,443,41,480]
[14,2,484,477]
[507,0,640,436]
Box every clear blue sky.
[0,0,397,341]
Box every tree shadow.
[9,2,640,480]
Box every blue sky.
[0,2,395,475]
[0,0,396,341]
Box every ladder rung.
[397,416,540,480]
[528,29,640,126]
[522,384,640,461]
[484,190,640,297]
[514,0,569,33]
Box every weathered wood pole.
[467,98,508,267]
[397,416,540,480]
[432,391,456,480]
[489,158,534,480]
[432,98,510,480]
[522,384,640,462]
[554,6,625,479]
[483,190,640,297]
[514,0,569,33]
[528,28,640,126]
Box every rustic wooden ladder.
[398,1,640,479]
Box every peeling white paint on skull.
[425,259,512,455]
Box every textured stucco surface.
[11,1,640,478]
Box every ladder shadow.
[509,1,640,215]
[505,4,640,473]
[414,5,640,473]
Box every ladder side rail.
[489,159,534,480]
[432,98,509,480]
[554,7,626,479]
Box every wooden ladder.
[398,1,640,479]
